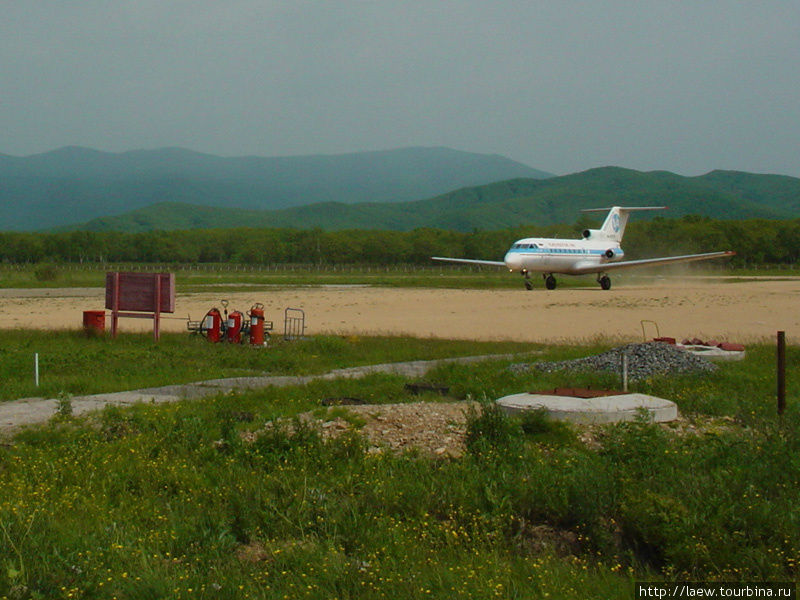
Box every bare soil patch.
[0,278,798,343]
[262,401,480,458]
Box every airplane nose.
[504,253,522,271]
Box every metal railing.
[284,307,306,341]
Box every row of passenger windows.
[511,244,586,255]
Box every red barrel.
[82,310,105,334]
[249,305,265,346]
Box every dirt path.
[0,354,516,436]
[1,278,798,343]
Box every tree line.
[0,216,796,266]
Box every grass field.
[1,264,518,291]
[0,331,798,599]
[0,261,769,292]
[0,331,533,402]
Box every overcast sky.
[2,1,798,176]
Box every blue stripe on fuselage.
[504,248,624,258]
[505,249,619,255]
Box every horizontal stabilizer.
[581,206,666,213]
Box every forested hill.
[0,146,550,231]
[72,167,800,233]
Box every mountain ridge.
[0,146,551,230]
[64,166,800,233]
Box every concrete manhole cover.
[496,392,678,424]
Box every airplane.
[432,206,735,290]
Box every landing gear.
[521,271,558,290]
[598,274,611,290]
[522,270,533,290]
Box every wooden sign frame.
[105,272,175,340]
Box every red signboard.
[105,272,175,313]
[105,272,176,340]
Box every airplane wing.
[431,256,507,267]
[571,251,735,275]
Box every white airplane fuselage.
[503,237,624,275]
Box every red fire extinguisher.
[202,308,223,343]
[248,303,265,346]
[226,310,244,343]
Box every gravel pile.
[509,342,717,381]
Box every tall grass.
[0,337,797,598]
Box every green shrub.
[33,264,58,282]
[618,489,696,570]
[464,402,518,455]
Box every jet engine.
[605,249,615,258]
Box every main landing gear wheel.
[598,275,611,290]
[544,274,557,290]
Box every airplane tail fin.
[581,206,665,243]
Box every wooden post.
[111,271,120,338]
[777,330,786,416]
[154,273,162,342]
[622,353,629,393]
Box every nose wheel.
[522,270,533,290]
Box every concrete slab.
[496,392,678,424]
[677,345,746,362]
